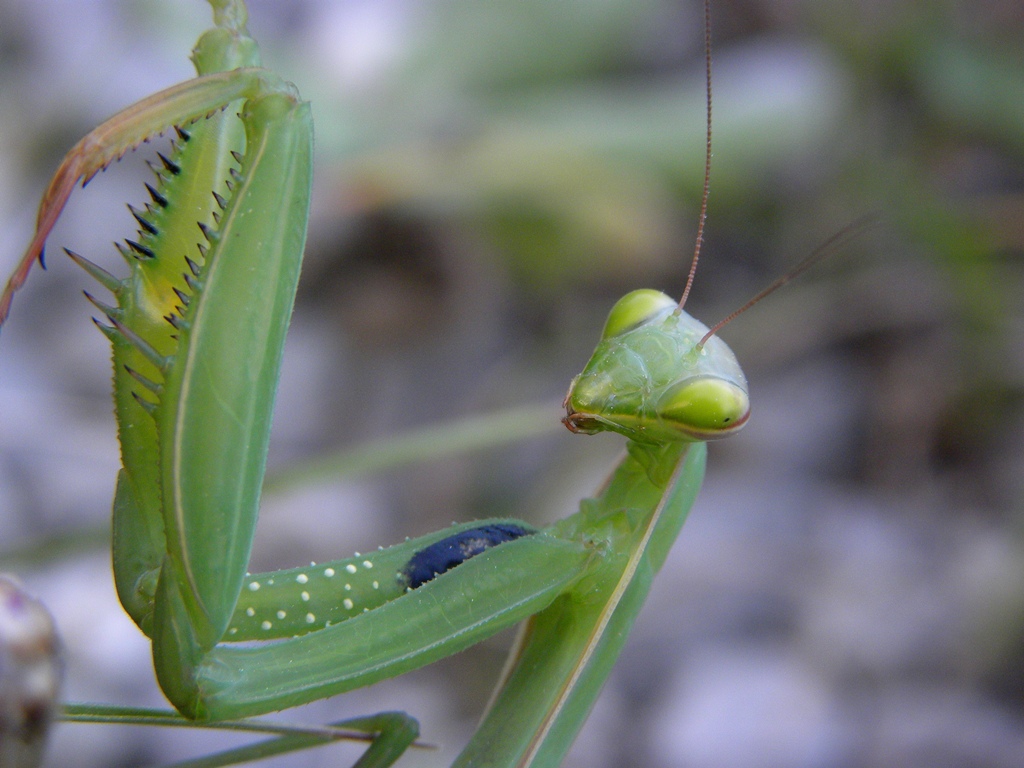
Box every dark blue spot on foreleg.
[400,523,536,590]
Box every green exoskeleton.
[0,1,762,766]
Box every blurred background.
[0,0,1022,766]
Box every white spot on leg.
[276,610,286,619]
[345,564,358,574]
[324,568,335,577]
[246,607,255,617]
[261,620,272,630]
[343,598,354,611]
[296,573,309,584]
[362,560,373,569]
[248,581,260,591]
[305,613,315,624]
[301,591,310,601]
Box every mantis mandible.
[0,1,823,765]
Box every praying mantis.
[0,0,858,765]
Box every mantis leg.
[161,713,420,768]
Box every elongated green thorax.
[564,289,749,443]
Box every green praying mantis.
[0,0,861,765]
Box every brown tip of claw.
[0,240,47,329]
[0,294,13,329]
[0,151,89,330]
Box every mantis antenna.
[696,214,878,348]
[677,0,714,312]
[675,3,874,351]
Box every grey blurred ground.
[0,0,1022,766]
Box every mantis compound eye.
[601,289,677,340]
[656,376,749,438]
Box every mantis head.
[563,288,749,444]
